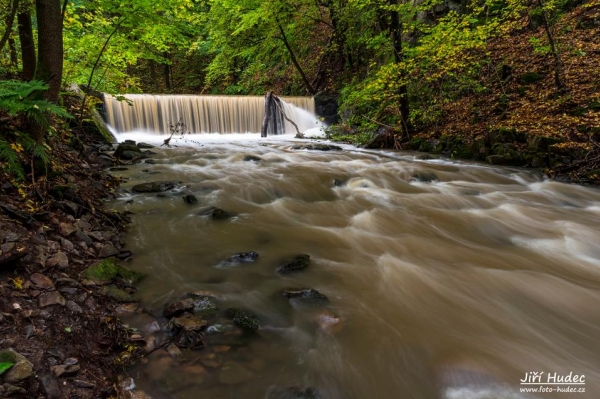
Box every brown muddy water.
[110,134,600,399]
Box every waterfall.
[102,94,319,135]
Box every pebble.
[50,363,80,377]
[98,243,120,258]
[58,222,77,237]
[66,300,83,313]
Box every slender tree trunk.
[276,20,316,95]
[389,0,411,136]
[536,0,566,93]
[164,53,171,90]
[0,0,19,53]
[18,11,36,80]
[35,0,63,104]
[149,60,159,92]
[8,37,18,67]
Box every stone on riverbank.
[82,257,145,285]
[132,181,178,193]
[0,349,33,383]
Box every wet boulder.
[266,386,323,399]
[291,144,342,151]
[217,251,260,268]
[183,194,198,204]
[114,143,142,158]
[229,251,259,263]
[410,171,438,183]
[191,296,218,317]
[243,155,262,162]
[225,308,261,332]
[199,207,234,220]
[170,314,207,331]
[163,298,195,318]
[132,181,178,193]
[281,288,329,308]
[277,254,310,275]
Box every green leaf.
[0,362,14,375]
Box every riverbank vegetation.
[1,0,599,183]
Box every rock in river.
[277,254,310,275]
[266,386,323,399]
[291,144,342,151]
[281,288,329,308]
[199,207,234,220]
[225,308,261,332]
[132,181,178,193]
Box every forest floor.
[0,99,147,398]
[368,4,600,184]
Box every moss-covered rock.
[101,285,138,302]
[277,254,311,274]
[82,257,145,285]
[225,308,261,332]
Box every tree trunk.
[536,0,566,93]
[0,0,19,53]
[164,63,171,90]
[18,11,36,80]
[35,0,63,104]
[8,37,18,67]
[276,20,316,95]
[389,0,411,137]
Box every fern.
[0,138,25,181]
[0,80,71,128]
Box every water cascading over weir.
[102,94,318,135]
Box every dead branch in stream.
[261,92,303,137]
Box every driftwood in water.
[261,92,273,137]
[261,92,302,137]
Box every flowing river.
[108,132,600,399]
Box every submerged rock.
[114,144,142,158]
[102,285,137,302]
[171,314,207,331]
[229,251,259,263]
[291,144,342,151]
[218,361,254,385]
[163,298,195,318]
[132,181,178,193]
[199,207,234,220]
[281,288,329,308]
[192,297,218,316]
[410,171,438,183]
[243,155,262,162]
[183,194,198,204]
[266,386,323,399]
[277,254,310,275]
[225,308,261,332]
[217,251,260,268]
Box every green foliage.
[0,80,69,180]
[0,137,24,180]
[0,80,71,127]
[0,362,14,375]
